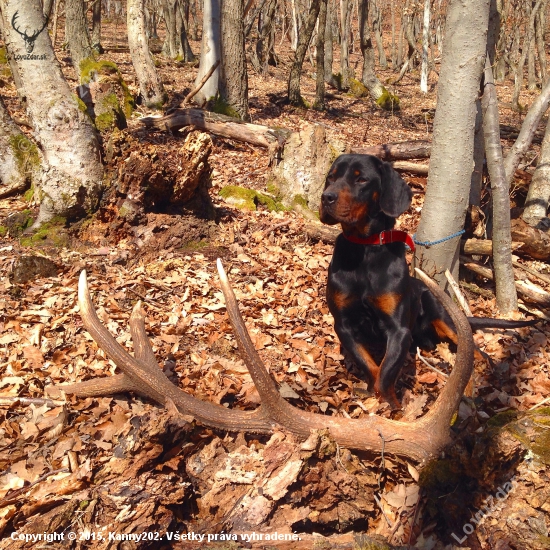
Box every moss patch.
[80,58,118,85]
[219,186,286,212]
[376,88,400,111]
[20,216,69,248]
[0,226,8,237]
[9,134,40,176]
[209,95,241,119]
[348,78,368,98]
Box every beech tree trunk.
[420,0,430,93]
[0,0,103,227]
[482,55,518,313]
[127,0,165,107]
[287,0,321,106]
[313,0,327,109]
[65,0,94,77]
[522,116,550,228]
[91,0,103,52]
[415,0,489,287]
[193,0,221,105]
[339,0,351,88]
[219,0,249,120]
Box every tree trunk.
[469,100,484,206]
[256,0,277,73]
[0,0,103,227]
[0,97,41,198]
[482,55,518,314]
[420,0,430,93]
[177,0,196,62]
[313,0,327,110]
[193,0,221,105]
[287,0,321,106]
[65,0,94,77]
[535,5,547,82]
[359,0,397,110]
[323,0,337,86]
[504,77,550,185]
[522,116,550,228]
[339,0,350,88]
[91,0,103,52]
[414,0,489,287]
[370,0,386,68]
[161,0,180,58]
[219,0,249,120]
[127,0,166,107]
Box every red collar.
[343,230,415,251]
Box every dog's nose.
[322,191,337,205]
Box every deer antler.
[58,264,474,465]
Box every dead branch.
[142,108,290,149]
[353,140,432,161]
[57,266,474,465]
[181,60,220,107]
[461,258,550,307]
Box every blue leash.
[413,229,465,248]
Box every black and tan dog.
[320,154,537,408]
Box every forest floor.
[1,16,550,550]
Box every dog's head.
[320,154,412,229]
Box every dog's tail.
[467,317,540,330]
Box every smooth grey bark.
[482,55,518,314]
[0,97,42,198]
[287,0,320,105]
[194,0,220,104]
[522,117,550,228]
[127,0,165,106]
[415,0,489,287]
[323,0,337,87]
[177,0,195,62]
[0,0,103,226]
[504,77,550,185]
[65,0,94,76]
[370,0,386,68]
[219,0,249,120]
[420,0,429,93]
[255,0,277,73]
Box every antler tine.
[73,270,273,433]
[414,268,474,428]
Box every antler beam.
[58,264,474,465]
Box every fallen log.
[353,140,432,160]
[141,108,290,150]
[511,217,550,260]
[461,239,524,256]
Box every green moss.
[209,95,241,119]
[291,194,308,209]
[181,239,209,251]
[0,47,8,65]
[9,134,40,175]
[20,216,68,248]
[79,58,118,85]
[74,94,89,114]
[419,459,461,491]
[348,78,368,98]
[0,226,7,237]
[375,88,400,110]
[23,188,34,202]
[486,410,518,428]
[219,185,286,212]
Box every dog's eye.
[357,177,368,184]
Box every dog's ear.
[379,161,413,217]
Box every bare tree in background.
[128,0,166,106]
